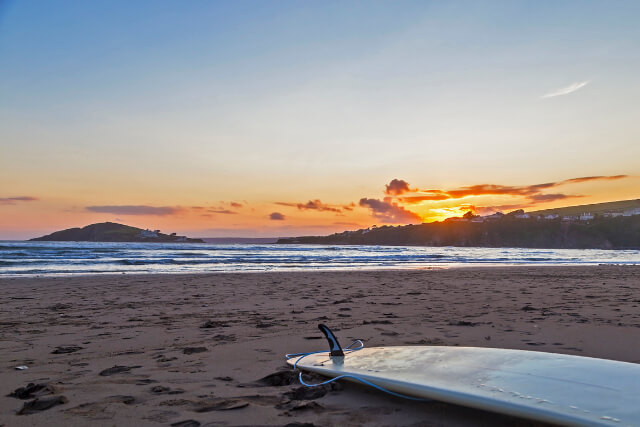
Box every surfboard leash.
[285,324,429,402]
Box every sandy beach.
[1,266,639,426]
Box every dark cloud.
[230,202,243,208]
[276,199,345,213]
[269,212,285,221]
[0,196,38,205]
[85,205,181,216]
[384,179,414,196]
[298,200,341,212]
[359,198,422,224]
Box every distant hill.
[31,222,204,243]
[278,213,640,249]
[531,199,640,217]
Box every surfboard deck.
[287,346,640,427]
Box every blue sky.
[1,1,639,238]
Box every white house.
[579,213,594,221]
[139,229,158,238]
[515,213,530,219]
[484,213,504,221]
[545,214,559,220]
[622,208,640,216]
[446,217,468,222]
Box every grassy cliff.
[531,199,640,217]
[278,215,640,249]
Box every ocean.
[1,241,639,277]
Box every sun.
[415,205,474,223]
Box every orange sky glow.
[1,175,637,239]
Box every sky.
[1,0,639,239]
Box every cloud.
[207,209,238,215]
[400,194,454,204]
[86,205,182,216]
[384,179,415,196]
[359,198,422,224]
[276,199,346,213]
[562,175,627,184]
[371,174,628,221]
[392,175,628,203]
[541,81,589,98]
[0,196,38,205]
[230,202,243,208]
[527,193,583,202]
[444,183,555,198]
[269,212,285,220]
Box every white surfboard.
[287,346,640,427]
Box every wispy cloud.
[563,175,627,184]
[207,209,238,215]
[0,196,38,205]
[276,199,353,213]
[541,81,590,98]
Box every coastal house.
[139,229,159,238]
[471,217,485,223]
[579,213,594,221]
[484,212,504,221]
[562,215,578,222]
[514,213,530,219]
[623,208,640,216]
[545,214,559,220]
[603,212,624,218]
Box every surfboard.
[287,346,640,427]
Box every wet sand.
[1,266,639,426]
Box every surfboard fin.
[318,324,345,357]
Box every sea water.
[0,241,639,277]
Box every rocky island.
[30,222,204,243]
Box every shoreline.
[2,266,639,425]
[2,262,639,280]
